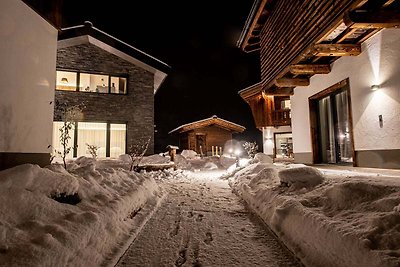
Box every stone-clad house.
[53,22,170,158]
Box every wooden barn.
[169,115,245,156]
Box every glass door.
[316,90,353,164]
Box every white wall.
[291,29,400,154]
[0,0,58,153]
[262,126,292,155]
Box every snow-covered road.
[116,170,302,266]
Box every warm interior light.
[371,84,380,91]
[61,77,68,84]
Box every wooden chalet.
[238,0,400,168]
[169,115,245,156]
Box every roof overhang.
[169,116,246,134]
[58,23,170,94]
[237,0,398,99]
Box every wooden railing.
[272,109,291,126]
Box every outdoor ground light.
[371,84,380,91]
[234,149,242,156]
[61,77,68,83]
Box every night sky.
[61,0,261,153]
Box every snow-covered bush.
[86,143,99,159]
[128,137,151,171]
[54,101,85,169]
[243,141,258,158]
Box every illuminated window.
[110,124,126,158]
[56,71,77,91]
[52,121,126,159]
[77,122,107,158]
[80,73,109,93]
[56,70,127,94]
[110,77,127,94]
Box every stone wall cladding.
[55,43,155,154]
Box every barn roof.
[169,115,246,134]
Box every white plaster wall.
[262,126,292,155]
[0,0,58,153]
[291,29,400,154]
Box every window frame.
[56,69,129,95]
[53,120,127,158]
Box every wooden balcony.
[273,109,291,126]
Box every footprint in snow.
[195,214,204,222]
[204,232,213,244]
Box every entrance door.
[309,79,354,164]
[196,134,206,156]
[274,132,293,159]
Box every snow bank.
[229,162,400,267]
[0,159,164,266]
[174,154,192,170]
[140,154,170,165]
[251,152,273,164]
[279,166,325,189]
[181,150,197,159]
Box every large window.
[77,122,107,158]
[52,122,126,159]
[110,124,126,158]
[56,70,127,94]
[56,71,77,91]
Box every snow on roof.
[169,115,246,134]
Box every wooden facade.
[239,83,291,129]
[237,0,399,166]
[237,0,399,97]
[169,116,245,156]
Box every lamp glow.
[371,84,380,91]
[234,149,241,156]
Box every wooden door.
[196,134,206,156]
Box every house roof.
[237,0,399,100]
[57,21,171,94]
[169,115,246,134]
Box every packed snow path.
[116,171,302,266]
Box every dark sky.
[61,0,261,152]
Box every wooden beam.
[384,0,396,7]
[241,0,270,51]
[290,64,331,75]
[333,27,358,43]
[356,29,380,43]
[264,87,294,96]
[313,44,361,56]
[275,78,310,87]
[344,10,400,29]
[244,43,261,53]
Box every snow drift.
[0,159,164,266]
[229,162,400,267]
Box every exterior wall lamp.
[371,84,380,91]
